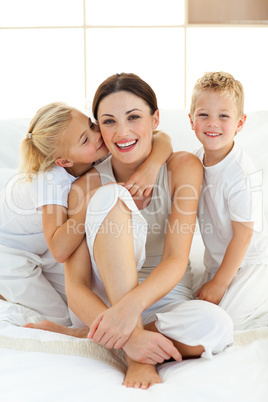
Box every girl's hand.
[123,167,156,197]
[87,300,140,349]
[123,328,182,365]
[195,280,227,305]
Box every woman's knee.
[155,300,233,355]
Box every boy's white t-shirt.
[0,165,76,255]
[195,143,268,273]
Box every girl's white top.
[0,165,76,255]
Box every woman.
[62,73,233,389]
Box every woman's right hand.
[87,300,141,349]
[122,328,182,365]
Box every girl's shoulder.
[70,167,102,198]
[37,165,77,186]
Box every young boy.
[189,71,268,330]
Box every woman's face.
[97,91,159,166]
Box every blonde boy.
[189,71,268,330]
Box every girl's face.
[59,110,108,168]
[97,91,159,166]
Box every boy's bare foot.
[24,320,88,338]
[123,358,161,389]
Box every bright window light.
[186,27,268,112]
[85,0,185,26]
[0,0,83,27]
[0,29,85,118]
[85,28,185,115]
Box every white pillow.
[0,168,17,192]
[0,118,30,169]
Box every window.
[0,0,267,118]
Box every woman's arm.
[65,232,181,364]
[65,238,108,323]
[124,131,173,197]
[119,152,202,309]
[196,220,253,304]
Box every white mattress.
[1,322,267,402]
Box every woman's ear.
[55,158,74,168]
[152,109,160,130]
[236,114,247,133]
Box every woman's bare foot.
[24,320,89,338]
[123,358,161,389]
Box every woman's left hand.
[87,300,140,349]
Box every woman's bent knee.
[155,300,233,358]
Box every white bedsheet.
[1,322,267,402]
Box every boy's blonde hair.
[190,71,244,117]
[19,102,75,174]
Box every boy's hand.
[123,328,182,365]
[195,279,226,305]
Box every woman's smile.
[115,139,138,151]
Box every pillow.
[0,168,17,192]
[0,118,30,169]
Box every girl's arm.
[42,204,85,263]
[124,131,173,197]
[195,220,253,304]
[42,176,97,263]
[88,152,203,344]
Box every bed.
[1,109,268,401]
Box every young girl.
[0,101,172,326]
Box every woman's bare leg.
[93,199,161,388]
[124,356,161,389]
[24,321,88,338]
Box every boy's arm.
[124,131,173,196]
[196,220,254,304]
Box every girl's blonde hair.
[19,102,75,174]
[190,71,244,117]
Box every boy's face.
[189,90,246,162]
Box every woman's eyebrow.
[100,113,114,118]
[126,108,142,115]
[100,109,142,118]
